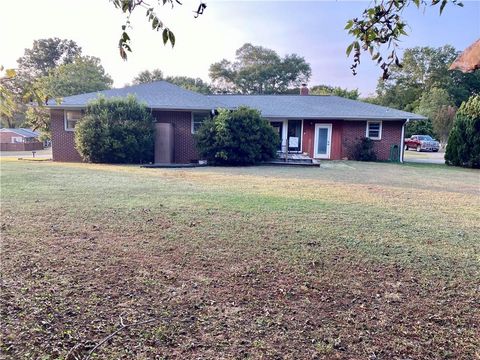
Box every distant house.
[46,81,425,163]
[0,128,43,151]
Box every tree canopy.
[133,69,165,85]
[38,56,113,98]
[416,87,456,142]
[310,85,359,100]
[132,69,212,94]
[0,38,113,138]
[108,0,464,79]
[369,45,479,141]
[346,0,464,79]
[17,38,82,79]
[209,43,311,94]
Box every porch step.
[264,153,320,167]
[277,153,317,163]
[263,160,320,167]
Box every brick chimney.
[300,83,309,96]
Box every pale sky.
[1,0,479,96]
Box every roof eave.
[262,115,426,121]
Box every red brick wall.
[50,109,83,162]
[341,120,405,160]
[152,110,199,163]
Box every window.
[64,110,82,131]
[366,121,382,140]
[191,112,210,134]
[11,136,23,143]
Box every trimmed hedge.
[75,95,154,163]
[195,107,278,165]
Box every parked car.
[404,135,440,152]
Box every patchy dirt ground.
[1,160,479,359]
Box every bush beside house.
[445,95,480,168]
[195,107,279,165]
[75,95,154,163]
[352,137,377,161]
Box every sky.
[1,0,479,96]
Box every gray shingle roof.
[209,95,426,120]
[46,81,223,110]
[47,81,425,120]
[0,128,40,137]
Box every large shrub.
[195,107,278,165]
[445,95,480,168]
[352,137,377,161]
[75,95,154,163]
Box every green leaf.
[344,20,354,30]
[346,43,354,56]
[5,69,16,78]
[162,29,169,45]
[440,0,447,14]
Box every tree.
[416,87,456,143]
[75,95,154,163]
[345,0,464,79]
[374,46,480,111]
[209,43,311,94]
[132,69,213,94]
[405,119,436,138]
[195,107,278,165]
[0,67,19,127]
[310,85,359,99]
[17,38,82,79]
[165,76,212,95]
[433,105,457,144]
[106,0,464,80]
[132,69,164,84]
[445,95,480,168]
[1,38,83,131]
[37,56,113,98]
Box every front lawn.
[1,159,479,359]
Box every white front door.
[314,124,332,159]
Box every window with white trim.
[11,136,23,143]
[64,110,82,131]
[191,112,210,134]
[366,121,382,140]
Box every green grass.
[1,159,479,359]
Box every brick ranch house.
[47,81,425,163]
[0,128,43,151]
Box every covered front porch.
[269,119,338,160]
